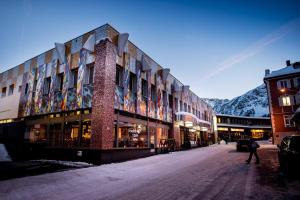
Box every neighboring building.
[216,114,272,141]
[0,24,216,163]
[264,60,300,145]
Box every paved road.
[0,143,299,200]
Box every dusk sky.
[0,0,299,99]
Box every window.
[163,91,167,106]
[278,80,289,89]
[282,96,291,106]
[56,73,64,91]
[151,84,156,101]
[283,115,295,127]
[8,84,14,95]
[33,80,37,92]
[116,66,123,87]
[85,65,94,85]
[169,94,173,109]
[129,72,137,93]
[25,83,29,95]
[188,105,191,113]
[174,98,178,111]
[142,79,148,97]
[70,69,78,88]
[184,103,187,112]
[18,85,22,93]
[192,108,195,115]
[294,77,300,88]
[179,100,183,111]
[1,87,7,98]
[43,77,51,95]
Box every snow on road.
[0,143,285,200]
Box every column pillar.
[91,39,117,149]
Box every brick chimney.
[286,60,291,66]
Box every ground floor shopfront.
[0,109,215,164]
[217,126,272,142]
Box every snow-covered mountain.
[202,84,269,117]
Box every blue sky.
[0,0,299,99]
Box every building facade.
[0,24,216,163]
[264,60,300,145]
[216,114,272,141]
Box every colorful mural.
[23,67,35,116]
[33,64,46,114]
[61,58,71,111]
[49,59,58,113]
[156,72,163,120]
[76,50,87,108]
[83,84,93,108]
[114,85,124,110]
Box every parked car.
[236,139,250,152]
[278,135,300,178]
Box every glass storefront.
[25,124,47,143]
[116,123,148,148]
[81,120,91,147]
[64,121,79,147]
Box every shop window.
[1,87,6,98]
[116,65,123,87]
[49,124,61,146]
[142,79,148,97]
[157,127,169,147]
[64,122,79,147]
[129,72,137,93]
[8,84,14,95]
[283,115,295,127]
[116,123,148,148]
[151,84,156,101]
[81,120,91,147]
[43,77,51,95]
[25,124,47,143]
[56,73,64,91]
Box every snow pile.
[203,84,269,117]
[32,159,93,167]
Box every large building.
[216,114,272,141]
[0,24,216,163]
[264,60,300,145]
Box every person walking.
[246,138,260,164]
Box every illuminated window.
[282,96,291,106]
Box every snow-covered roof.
[265,65,300,79]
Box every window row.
[277,77,300,90]
[24,65,94,95]
[1,84,22,98]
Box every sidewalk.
[254,144,300,199]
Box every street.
[0,143,299,200]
